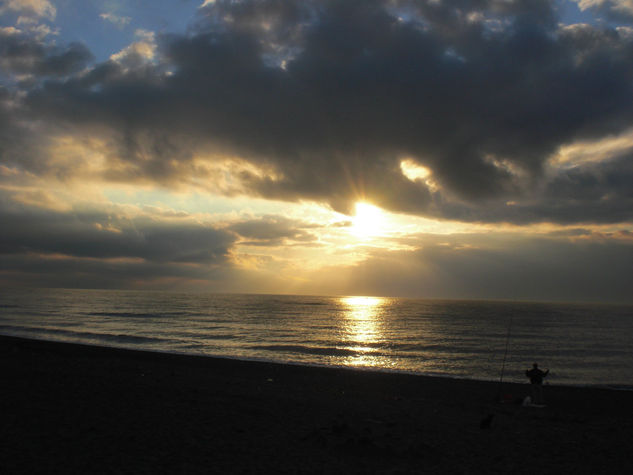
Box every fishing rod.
[496,312,513,402]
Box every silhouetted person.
[526,363,549,404]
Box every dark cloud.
[0,28,92,77]
[537,153,633,222]
[434,153,633,224]
[3,0,633,224]
[0,86,41,174]
[0,200,236,264]
[0,253,215,290]
[228,215,319,246]
[0,195,325,289]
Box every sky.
[1,0,632,303]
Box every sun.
[351,202,385,239]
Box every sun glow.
[341,296,384,309]
[351,202,385,239]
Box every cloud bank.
[0,0,629,224]
[1,193,631,302]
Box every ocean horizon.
[1,288,632,389]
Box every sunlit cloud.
[110,29,157,65]
[100,13,132,29]
[575,1,633,20]
[552,128,633,167]
[400,159,438,192]
[0,0,56,20]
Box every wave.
[252,344,375,357]
[73,332,172,345]
[0,325,172,346]
[197,334,236,341]
[87,311,188,319]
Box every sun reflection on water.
[340,296,390,367]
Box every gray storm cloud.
[0,29,92,77]
[0,192,323,290]
[0,202,237,264]
[228,215,320,246]
[2,0,633,224]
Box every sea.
[1,288,632,389]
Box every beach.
[1,335,631,474]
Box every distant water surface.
[1,289,632,388]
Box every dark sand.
[1,335,632,474]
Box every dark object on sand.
[479,413,494,429]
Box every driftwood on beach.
[1,335,632,474]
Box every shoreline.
[3,333,632,392]
[2,334,632,473]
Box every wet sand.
[1,335,632,474]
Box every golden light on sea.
[340,295,389,367]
